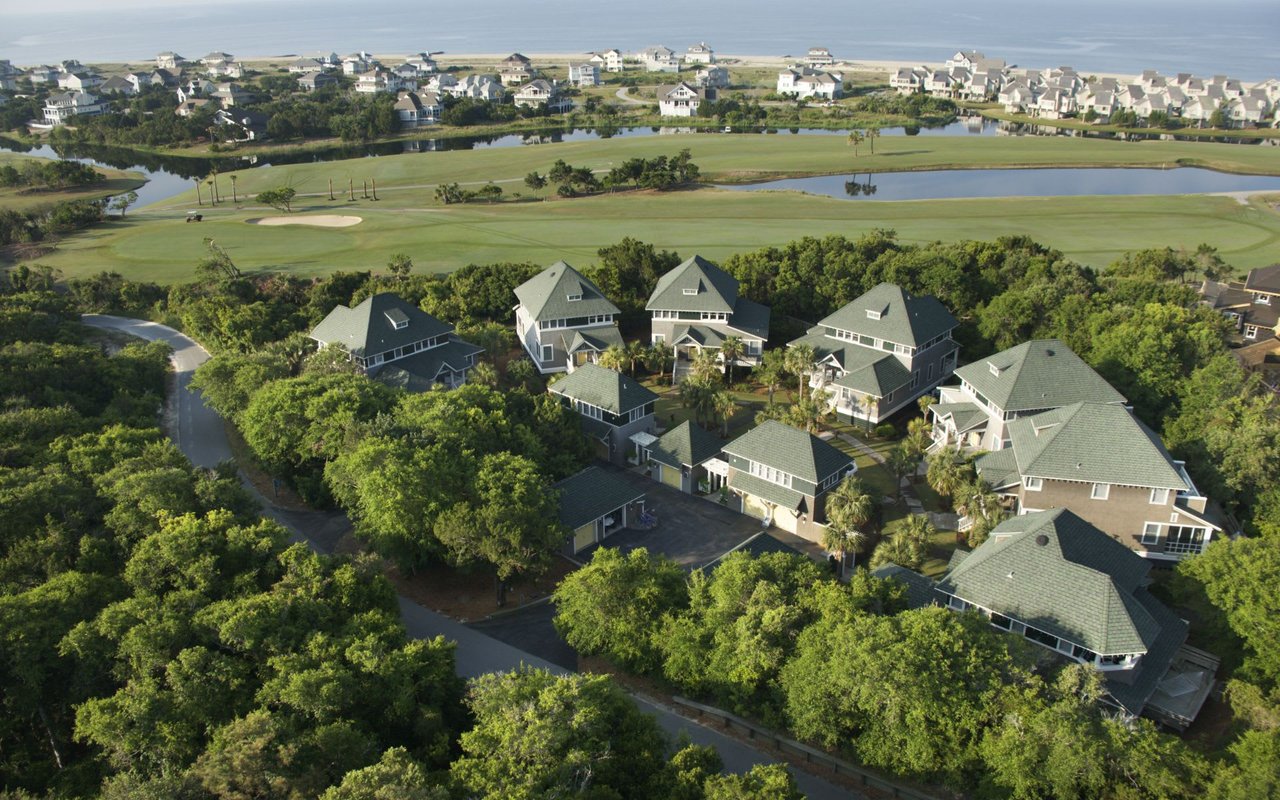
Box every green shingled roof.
[1005,403,1187,489]
[646,255,739,314]
[727,298,771,339]
[974,447,1021,490]
[548,363,658,414]
[650,420,724,469]
[555,467,646,529]
[370,338,484,392]
[930,402,986,433]
[564,326,623,354]
[514,261,620,322]
[816,283,957,347]
[832,353,911,397]
[310,292,453,358]
[953,339,1125,413]
[730,470,807,512]
[723,420,854,484]
[937,509,1162,656]
[789,331,909,397]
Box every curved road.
[81,314,858,800]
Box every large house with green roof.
[790,283,959,426]
[974,402,1223,561]
[930,339,1126,451]
[722,420,855,540]
[548,363,658,465]
[649,420,727,495]
[514,261,622,374]
[309,292,483,390]
[879,509,1218,729]
[555,466,647,554]
[646,255,771,370]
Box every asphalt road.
[80,314,859,800]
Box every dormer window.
[683,288,698,296]
[566,293,582,302]
[384,308,409,330]
[866,309,882,320]
[988,362,1002,377]
[1254,293,1271,305]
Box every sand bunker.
[248,215,363,228]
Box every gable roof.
[548,363,658,415]
[1001,403,1188,490]
[937,509,1160,655]
[310,292,453,358]
[723,420,853,484]
[650,420,724,469]
[555,467,645,530]
[817,283,957,347]
[647,255,739,314]
[1243,264,1280,294]
[789,331,910,397]
[371,337,484,392]
[514,261,620,321]
[954,339,1125,412]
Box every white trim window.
[1253,292,1271,305]
[1024,476,1043,492]
[749,461,792,488]
[1245,324,1260,340]
[1090,483,1110,500]
[1142,522,1161,545]
[1149,487,1170,505]
[541,344,553,362]
[683,287,698,295]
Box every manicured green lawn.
[33,182,1280,283]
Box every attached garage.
[659,463,683,490]
[647,420,726,496]
[554,467,647,555]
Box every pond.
[712,167,1280,202]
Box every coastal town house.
[648,420,727,495]
[930,339,1126,452]
[514,261,622,374]
[298,72,338,92]
[791,283,959,426]
[657,82,713,116]
[696,66,731,90]
[310,293,483,391]
[642,46,680,73]
[155,52,183,69]
[1200,263,1280,342]
[393,91,441,128]
[42,92,106,125]
[722,420,856,541]
[881,509,1218,730]
[647,255,770,370]
[567,63,601,88]
[499,53,536,85]
[556,466,647,554]
[549,363,658,465]
[805,47,836,67]
[514,79,573,112]
[776,67,844,101]
[589,49,624,73]
[684,42,715,65]
[973,402,1223,561]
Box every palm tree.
[622,340,646,376]
[680,380,717,427]
[847,129,864,156]
[784,343,816,401]
[858,392,878,434]
[866,126,880,154]
[645,341,672,383]
[926,445,966,507]
[469,361,498,387]
[904,417,931,457]
[886,444,918,500]
[824,476,875,576]
[755,348,787,405]
[719,336,745,384]
[690,348,721,385]
[899,513,936,548]
[713,391,737,437]
[789,387,830,433]
[229,174,238,205]
[597,345,627,373]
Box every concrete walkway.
[82,314,860,800]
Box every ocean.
[3,0,1277,80]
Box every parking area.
[578,464,769,569]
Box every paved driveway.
[581,465,764,569]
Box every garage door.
[660,464,683,490]
[772,510,799,534]
[572,523,595,553]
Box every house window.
[1253,293,1271,305]
[1245,325,1260,339]
[1142,523,1161,545]
[749,461,791,488]
[1150,487,1170,505]
[1024,476,1043,491]
[567,293,582,302]
[989,612,1013,630]
[1091,483,1110,500]
[927,363,936,380]
[858,334,876,347]
[653,334,665,344]
[866,309,882,320]
[541,344,553,362]
[947,594,970,611]
[683,288,698,295]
